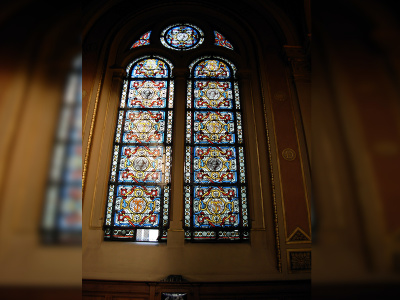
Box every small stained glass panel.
[123,110,165,144]
[218,230,241,240]
[193,111,235,144]
[128,80,168,108]
[161,24,204,51]
[119,146,164,183]
[131,58,169,78]
[214,31,234,50]
[193,186,240,228]
[194,81,233,109]
[193,231,217,240]
[193,146,237,183]
[131,31,151,49]
[194,60,231,79]
[64,144,82,182]
[113,185,161,228]
[58,184,82,231]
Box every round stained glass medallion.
[161,23,204,51]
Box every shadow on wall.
[312,0,400,298]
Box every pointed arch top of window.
[131,31,151,49]
[126,55,174,79]
[189,56,237,79]
[214,31,234,50]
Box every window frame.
[103,55,175,242]
[183,55,250,242]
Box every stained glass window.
[160,23,204,51]
[131,31,151,49]
[41,54,82,244]
[184,56,249,241]
[104,55,174,242]
[214,31,234,50]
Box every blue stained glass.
[131,31,151,49]
[64,144,82,182]
[185,57,249,241]
[131,59,169,78]
[161,24,204,51]
[193,111,235,144]
[166,26,198,48]
[114,185,161,228]
[128,80,168,108]
[194,81,233,109]
[123,110,165,143]
[193,186,240,228]
[194,60,231,79]
[70,106,82,141]
[193,146,237,183]
[105,56,174,242]
[214,31,234,50]
[41,54,82,245]
[58,184,82,231]
[119,146,164,183]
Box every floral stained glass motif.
[193,186,240,228]
[131,31,151,49]
[114,185,161,227]
[104,56,174,242]
[214,31,234,50]
[184,57,249,242]
[161,23,204,51]
[122,110,171,144]
[193,81,233,109]
[193,111,236,144]
[127,81,168,108]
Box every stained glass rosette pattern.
[131,31,151,49]
[161,23,204,51]
[184,57,249,241]
[104,56,174,242]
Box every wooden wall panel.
[82,280,310,300]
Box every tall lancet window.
[41,54,82,244]
[104,56,174,242]
[184,57,249,242]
